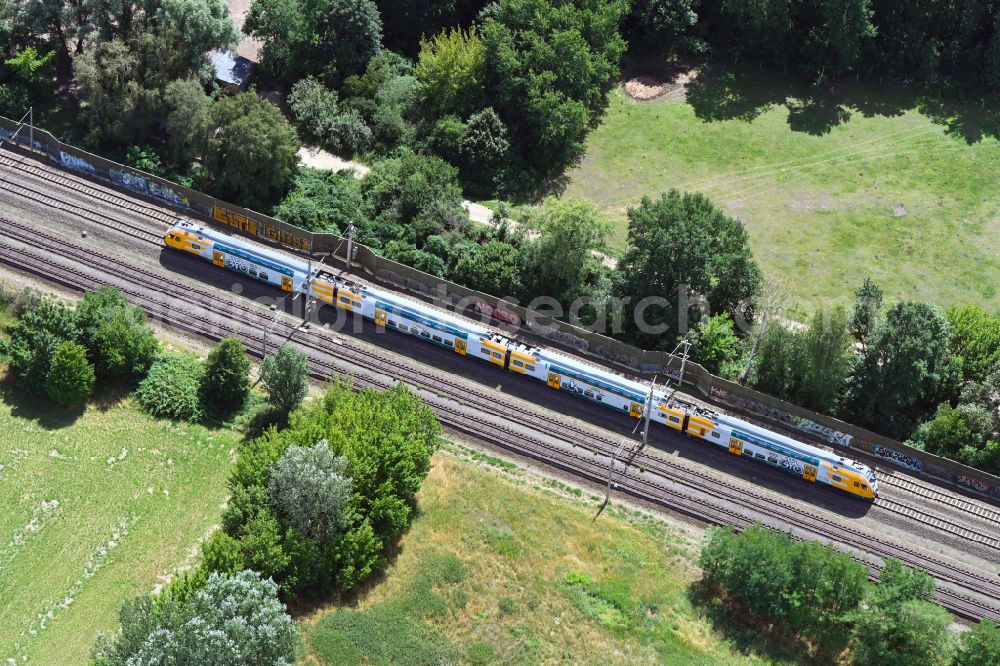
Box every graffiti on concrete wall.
[710,386,854,447]
[211,206,258,235]
[474,301,521,327]
[59,151,97,175]
[0,128,45,152]
[955,474,990,494]
[870,444,924,472]
[109,168,190,208]
[263,224,310,251]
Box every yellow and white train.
[165,221,878,499]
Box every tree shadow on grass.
[0,375,84,430]
[687,579,836,666]
[683,61,1000,143]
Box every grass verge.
[301,446,797,665]
[0,384,237,664]
[564,66,1000,313]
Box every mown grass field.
[564,66,1000,314]
[0,388,237,664]
[301,447,798,666]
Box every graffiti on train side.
[711,386,854,447]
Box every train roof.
[712,411,868,470]
[172,221,314,276]
[536,347,651,402]
[364,284,493,337]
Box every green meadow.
[0,389,237,664]
[302,447,799,666]
[564,66,1000,313]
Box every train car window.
[596,395,603,401]
[421,331,430,338]
[388,320,396,327]
[584,390,593,398]
[492,352,502,359]
[862,484,869,490]
[832,475,842,482]
[513,360,524,367]
[526,364,536,371]
[191,244,201,250]
[711,432,720,438]
[480,348,490,355]
[669,416,680,423]
[853,482,860,487]
[432,335,442,342]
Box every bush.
[1,298,79,396]
[76,286,158,384]
[134,353,204,421]
[200,337,251,416]
[260,345,310,417]
[957,619,1000,666]
[92,570,300,665]
[326,109,373,155]
[0,82,30,118]
[288,76,340,142]
[700,524,867,654]
[46,341,95,406]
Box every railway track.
[2,220,999,623]
[5,178,999,564]
[0,152,179,228]
[875,497,1000,549]
[880,472,1000,525]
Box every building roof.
[210,51,256,88]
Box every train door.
[213,250,225,267]
[374,308,387,328]
[454,338,467,356]
[547,372,561,389]
[629,402,643,417]
[803,465,817,482]
[728,437,743,456]
[281,275,293,292]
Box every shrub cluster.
[202,381,440,597]
[700,524,1000,665]
[0,287,156,407]
[92,570,300,665]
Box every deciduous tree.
[199,92,301,209]
[415,25,485,116]
[268,441,353,544]
[200,337,251,415]
[46,340,95,406]
[843,301,958,439]
[522,198,611,304]
[245,0,382,83]
[957,619,1000,666]
[260,345,310,418]
[615,190,762,349]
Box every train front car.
[710,413,877,499]
[163,221,309,293]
